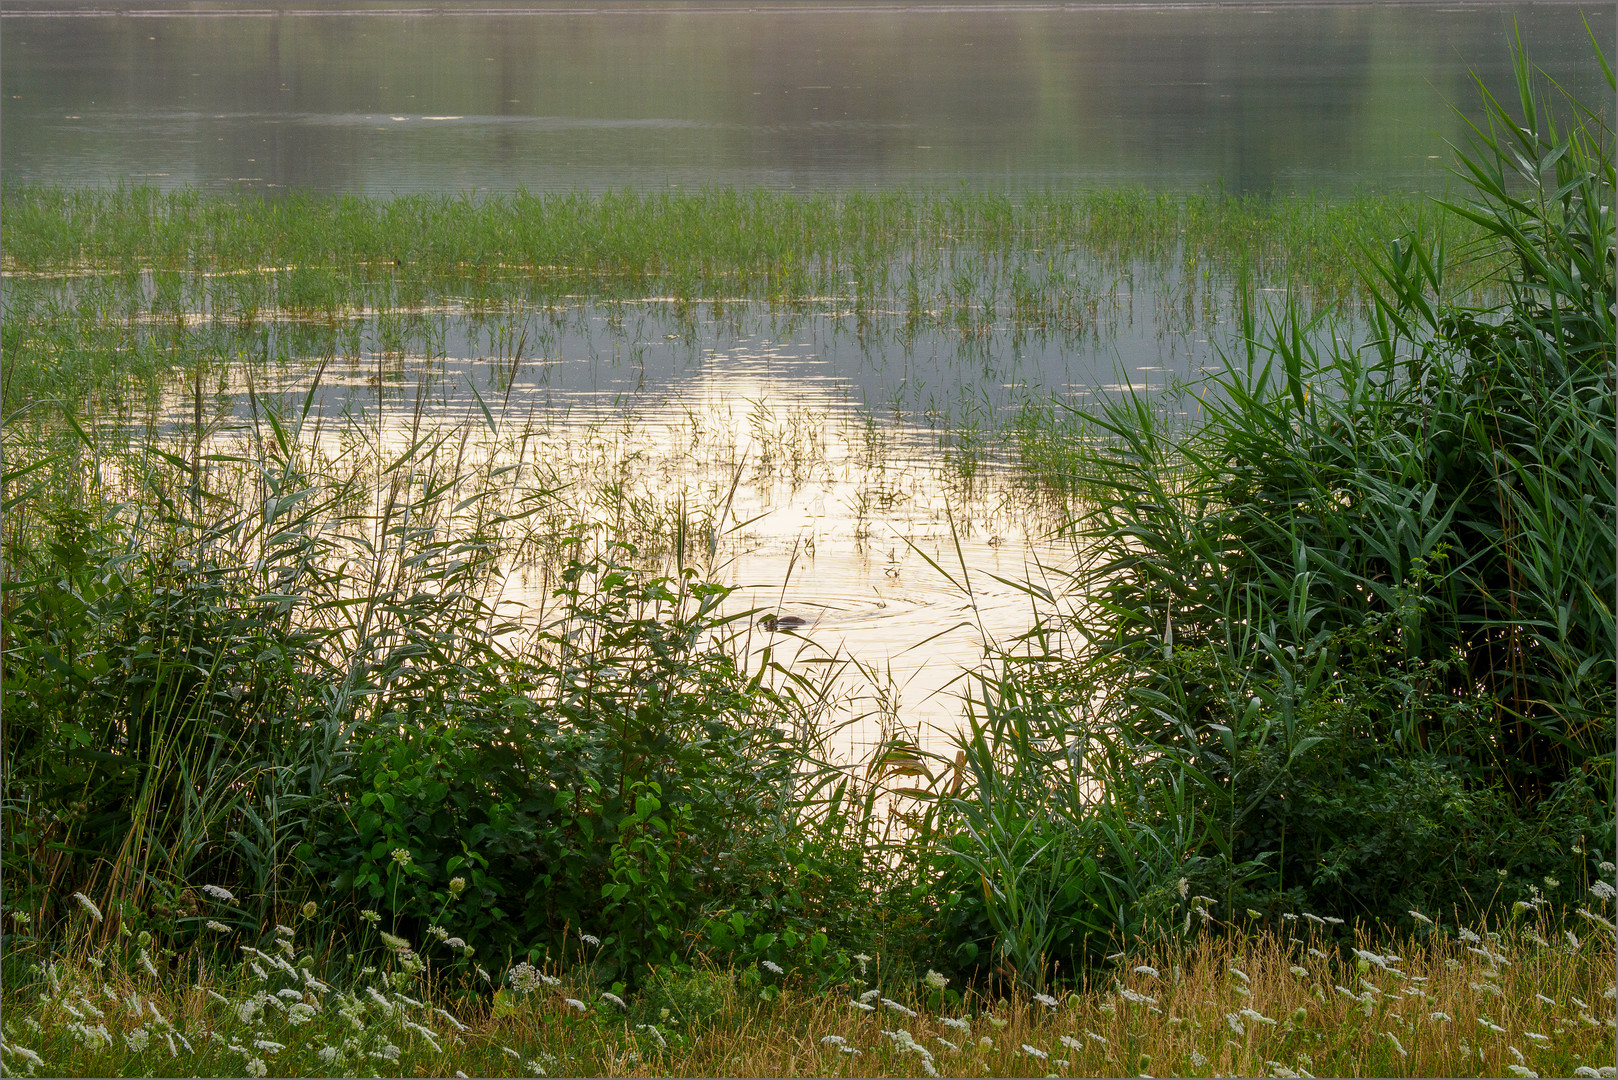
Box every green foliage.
[318,543,810,985]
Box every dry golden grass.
[5,915,1613,1078]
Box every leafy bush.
[313,543,815,984]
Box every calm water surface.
[4,1,1611,195]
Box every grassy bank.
[2,35,1613,1080]
[5,914,1613,1078]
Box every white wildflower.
[563,998,587,1012]
[1133,965,1160,979]
[1021,1043,1048,1059]
[924,969,949,990]
[881,998,918,1017]
[1086,1031,1107,1044]
[244,1058,266,1078]
[820,1035,847,1046]
[69,892,103,922]
[941,1016,970,1031]
[1507,1067,1538,1078]
[1059,1035,1084,1051]
[1353,949,1388,970]
[402,1020,441,1052]
[4,1042,45,1070]
[1385,1032,1407,1057]
[850,1000,875,1012]
[201,885,234,902]
[125,1027,150,1052]
[859,989,881,1003]
[433,1006,468,1031]
[287,1003,316,1025]
[1226,1013,1246,1036]
[761,960,784,976]
[601,992,626,1009]
[935,1036,960,1052]
[579,933,601,947]
[1033,992,1059,1008]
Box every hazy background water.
[3,1,1611,196]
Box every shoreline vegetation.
[2,38,1614,1079]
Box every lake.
[4,1,1610,195]
[3,0,1610,756]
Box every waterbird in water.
[759,614,808,631]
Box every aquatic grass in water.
[1,184,1490,421]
